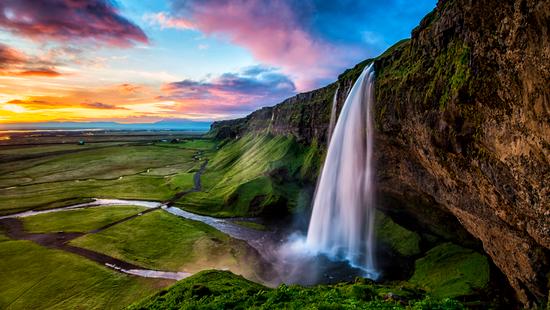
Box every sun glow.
[3,103,27,113]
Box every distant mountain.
[0,119,211,131]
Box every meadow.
[0,139,213,215]
[0,237,168,309]
[0,132,262,309]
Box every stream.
[0,198,275,281]
[1,197,368,285]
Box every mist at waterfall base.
[264,65,379,285]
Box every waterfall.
[306,64,377,277]
[327,86,339,143]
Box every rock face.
[210,0,549,306]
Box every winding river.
[0,198,273,281]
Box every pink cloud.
[161,65,296,115]
[0,43,62,77]
[170,0,362,90]
[0,0,148,47]
[144,12,195,30]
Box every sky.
[0,0,437,125]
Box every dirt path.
[89,207,159,233]
[0,218,144,270]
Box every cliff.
[209,0,549,306]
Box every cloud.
[118,83,144,94]
[7,97,126,111]
[0,0,148,47]
[0,43,61,77]
[7,98,66,109]
[0,43,25,68]
[17,68,61,77]
[144,12,195,30]
[81,102,127,109]
[161,65,296,114]
[167,0,436,89]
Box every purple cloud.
[0,0,148,47]
[162,65,296,114]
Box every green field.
[0,238,167,310]
[21,205,147,233]
[0,143,202,215]
[0,142,126,159]
[70,210,259,277]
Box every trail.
[0,214,190,281]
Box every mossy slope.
[129,270,465,310]
[410,243,490,299]
[175,134,320,217]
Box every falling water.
[327,86,339,143]
[306,64,377,278]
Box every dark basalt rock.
[208,0,550,306]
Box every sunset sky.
[0,0,436,125]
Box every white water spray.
[306,64,377,278]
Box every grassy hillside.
[174,134,321,217]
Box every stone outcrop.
[209,0,549,306]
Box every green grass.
[0,233,9,242]
[129,270,465,309]
[21,205,147,233]
[0,144,197,186]
[178,139,217,150]
[375,211,421,257]
[70,210,256,276]
[410,243,490,298]
[0,143,202,215]
[0,239,166,310]
[175,134,315,217]
[0,142,125,158]
[154,139,217,150]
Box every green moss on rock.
[375,210,422,257]
[410,243,490,299]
